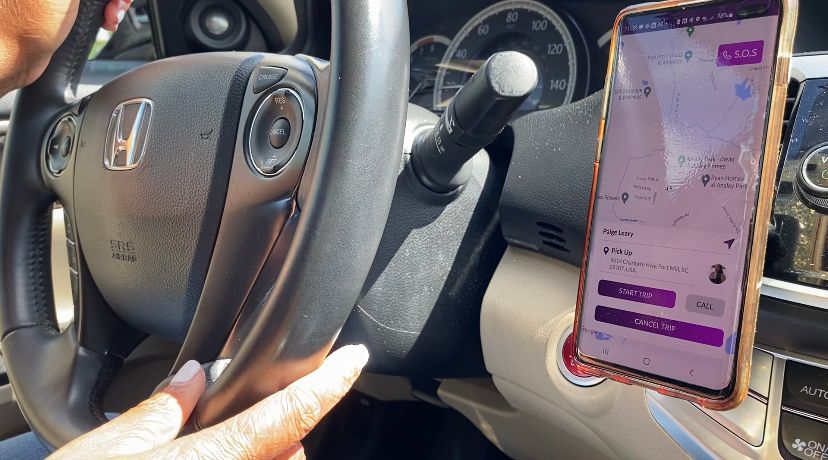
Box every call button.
[685,294,725,317]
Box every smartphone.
[574,0,797,409]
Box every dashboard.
[407,0,828,114]
[2,2,827,459]
[406,0,828,296]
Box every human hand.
[48,344,369,459]
[0,0,131,95]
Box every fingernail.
[170,360,201,386]
[116,9,126,23]
[350,344,369,368]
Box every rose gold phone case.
[573,0,798,410]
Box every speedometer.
[434,0,583,112]
[410,35,450,109]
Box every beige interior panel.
[439,378,618,460]
[465,246,687,460]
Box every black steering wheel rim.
[0,0,409,449]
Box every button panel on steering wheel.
[246,87,304,176]
[45,115,77,176]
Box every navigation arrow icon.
[723,238,735,249]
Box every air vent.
[537,221,569,253]
[782,79,800,137]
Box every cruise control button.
[66,240,78,272]
[252,66,287,93]
[253,151,290,175]
[779,411,828,460]
[269,118,291,149]
[247,88,303,176]
[64,214,75,242]
[783,361,828,419]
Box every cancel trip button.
[784,361,828,419]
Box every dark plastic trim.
[499,91,603,267]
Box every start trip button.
[800,145,828,197]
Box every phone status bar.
[621,1,780,36]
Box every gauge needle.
[409,81,424,101]
[436,60,486,74]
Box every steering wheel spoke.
[174,55,320,369]
[34,99,131,354]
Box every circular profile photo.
[709,264,726,284]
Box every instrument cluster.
[408,0,608,113]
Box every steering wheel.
[0,0,408,449]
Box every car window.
[90,0,155,61]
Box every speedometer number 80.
[433,0,580,112]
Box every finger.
[274,443,306,460]
[50,360,207,459]
[104,359,206,452]
[102,0,132,31]
[149,345,368,460]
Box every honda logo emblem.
[104,98,153,170]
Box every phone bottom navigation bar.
[594,305,724,347]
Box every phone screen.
[578,0,782,393]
